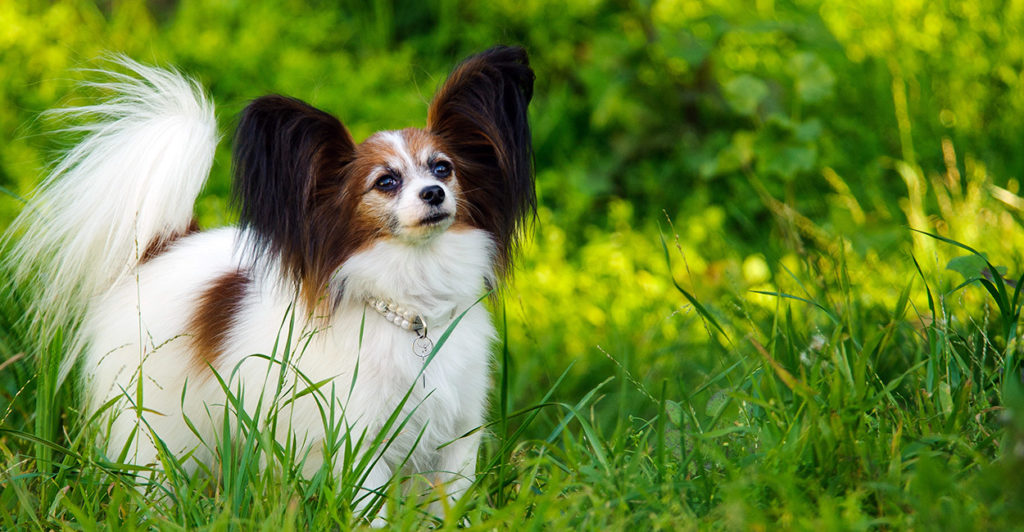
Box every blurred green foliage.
[4,0,1024,233]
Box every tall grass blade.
[659,234,729,339]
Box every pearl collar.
[365,296,428,336]
[364,296,462,364]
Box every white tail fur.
[4,56,217,380]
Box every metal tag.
[412,336,434,358]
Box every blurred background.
[3,0,1024,465]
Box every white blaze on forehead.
[418,144,440,164]
[376,130,418,171]
[357,129,458,241]
[375,129,448,169]
[362,129,454,193]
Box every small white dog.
[7,46,534,519]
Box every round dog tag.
[413,337,434,358]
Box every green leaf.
[704,390,728,418]
[724,74,769,116]
[946,254,989,281]
[947,254,1007,281]
[756,144,817,180]
[665,399,683,427]
[789,52,835,104]
[794,118,823,142]
[709,130,757,176]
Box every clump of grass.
[5,196,1024,532]
[4,225,1024,529]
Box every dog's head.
[231,46,534,305]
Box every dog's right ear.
[427,46,535,278]
[232,95,356,293]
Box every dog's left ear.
[232,95,357,305]
[428,46,536,276]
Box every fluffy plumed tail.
[4,57,217,379]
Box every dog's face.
[231,46,535,307]
[352,129,461,243]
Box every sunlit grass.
[4,161,1024,529]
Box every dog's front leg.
[430,429,482,517]
[351,458,392,528]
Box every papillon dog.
[6,46,534,520]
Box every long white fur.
[83,227,494,506]
[9,60,495,519]
[5,56,217,383]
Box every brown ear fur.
[427,46,536,278]
[232,95,361,308]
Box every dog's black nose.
[419,185,445,206]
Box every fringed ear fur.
[231,95,356,305]
[233,48,535,306]
[427,46,536,277]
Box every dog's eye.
[431,161,452,179]
[374,173,400,191]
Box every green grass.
[3,207,1024,529]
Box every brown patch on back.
[139,219,200,264]
[187,269,249,372]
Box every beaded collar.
[364,296,435,359]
